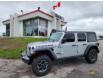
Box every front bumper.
[21,50,31,64]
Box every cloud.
[0,1,103,35]
[65,17,103,35]
[55,1,103,21]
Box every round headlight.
[32,47,34,50]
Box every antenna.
[65,26,67,32]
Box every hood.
[27,41,59,49]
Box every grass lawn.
[0,37,47,59]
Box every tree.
[99,35,103,38]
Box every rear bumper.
[21,50,31,64]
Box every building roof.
[3,9,53,23]
[3,19,10,22]
[18,9,53,17]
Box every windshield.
[49,32,63,42]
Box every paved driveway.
[0,41,103,78]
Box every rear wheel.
[32,55,52,76]
[85,49,98,64]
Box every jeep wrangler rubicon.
[21,30,99,76]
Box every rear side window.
[87,33,97,42]
[77,33,86,42]
[63,33,75,42]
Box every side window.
[63,33,75,42]
[77,33,86,42]
[87,33,97,42]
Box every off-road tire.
[32,55,52,76]
[85,49,98,64]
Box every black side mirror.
[61,38,67,44]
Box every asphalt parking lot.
[0,41,103,78]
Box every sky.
[0,1,103,36]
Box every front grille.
[29,47,31,51]
[26,47,31,56]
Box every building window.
[39,19,48,36]
[6,24,10,36]
[24,19,38,36]
[23,18,48,36]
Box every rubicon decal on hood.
[36,44,53,48]
[28,41,59,49]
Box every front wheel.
[85,49,98,64]
[32,55,52,76]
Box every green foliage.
[0,49,21,59]
[99,35,103,38]
[0,37,47,59]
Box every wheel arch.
[84,45,99,56]
[31,48,57,62]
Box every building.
[2,8,66,37]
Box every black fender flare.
[34,48,57,60]
[84,45,99,56]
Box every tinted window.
[87,33,97,42]
[63,33,75,42]
[77,33,86,41]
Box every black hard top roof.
[53,29,95,34]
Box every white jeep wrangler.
[21,30,99,76]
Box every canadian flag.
[53,2,61,10]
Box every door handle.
[83,44,87,45]
[72,45,77,46]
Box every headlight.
[31,47,36,55]
[27,46,36,55]
[32,47,35,50]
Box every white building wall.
[10,15,14,37]
[52,17,57,29]
[48,21,52,37]
[13,13,19,37]
[19,21,23,37]
[47,17,63,37]
[13,21,23,37]
[10,13,23,37]
[56,19,62,30]
[47,17,58,37]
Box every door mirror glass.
[61,38,67,43]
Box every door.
[77,33,87,55]
[60,33,78,58]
